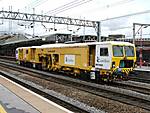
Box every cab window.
[113,45,123,57]
[125,46,134,57]
[100,48,108,56]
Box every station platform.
[135,66,150,72]
[0,75,73,113]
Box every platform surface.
[135,66,150,72]
[0,75,73,113]
[0,84,40,113]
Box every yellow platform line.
[0,104,7,113]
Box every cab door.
[95,44,112,69]
[31,48,36,61]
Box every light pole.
[133,23,150,67]
[97,21,101,42]
[139,28,143,68]
[32,8,35,38]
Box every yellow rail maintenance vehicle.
[16,46,42,68]
[16,41,136,81]
[16,47,31,66]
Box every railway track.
[0,55,16,61]
[0,65,96,113]
[0,60,150,111]
[128,72,150,84]
[1,55,150,84]
[112,80,150,95]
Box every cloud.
[0,0,150,38]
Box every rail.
[0,60,150,111]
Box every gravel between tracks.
[0,67,150,113]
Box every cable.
[46,0,82,14]
[28,0,43,8]
[31,0,48,8]
[46,0,93,15]
[46,0,134,15]
[101,9,150,21]
[22,0,48,12]
[46,0,91,14]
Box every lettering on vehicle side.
[64,55,75,65]
[99,59,110,63]
[48,50,55,52]
[96,64,103,66]
[97,57,110,63]
[65,57,74,62]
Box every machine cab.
[15,48,19,60]
[95,43,112,70]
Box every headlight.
[112,62,115,68]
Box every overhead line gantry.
[0,10,96,28]
[0,10,101,41]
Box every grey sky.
[0,0,150,38]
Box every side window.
[125,46,134,57]
[113,46,123,57]
[100,48,108,56]
[26,50,28,54]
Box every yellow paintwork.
[41,46,90,70]
[16,41,136,80]
[0,104,7,113]
[30,48,42,63]
[18,47,31,62]
[18,47,42,64]
[111,44,136,75]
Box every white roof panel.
[40,41,134,48]
[16,41,134,50]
